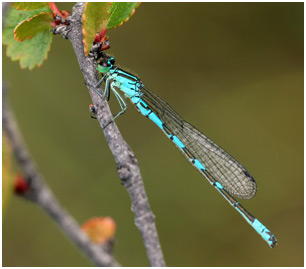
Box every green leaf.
[106,2,140,29]
[14,12,54,41]
[82,2,112,56]
[4,5,50,28]
[3,6,53,69]
[5,29,52,70]
[82,2,140,55]
[11,2,50,11]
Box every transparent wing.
[140,86,257,199]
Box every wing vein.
[140,86,257,199]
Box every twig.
[2,82,120,267]
[61,3,166,266]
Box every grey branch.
[2,82,120,267]
[58,3,166,266]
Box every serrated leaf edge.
[7,31,53,70]
[107,2,141,30]
[13,12,53,42]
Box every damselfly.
[94,54,277,248]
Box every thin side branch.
[2,82,120,267]
[62,3,166,266]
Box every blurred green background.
[3,3,303,267]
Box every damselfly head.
[97,55,115,73]
[100,55,115,66]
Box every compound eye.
[109,58,115,65]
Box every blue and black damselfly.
[93,54,277,248]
